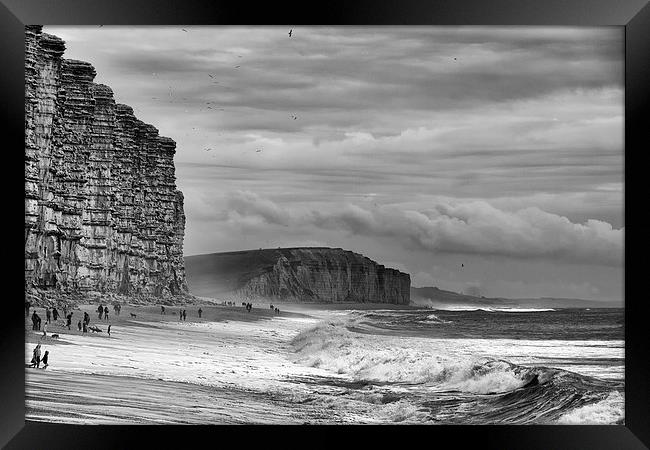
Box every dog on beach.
[89,326,103,333]
[130,313,137,318]
[51,334,59,339]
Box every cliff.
[24,26,189,303]
[185,248,411,304]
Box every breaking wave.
[290,319,623,424]
[556,391,624,424]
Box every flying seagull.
[256,149,262,153]
[289,29,293,37]
[208,74,214,78]
[182,28,188,32]
[235,65,241,68]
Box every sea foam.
[291,319,534,394]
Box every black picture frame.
[1,0,647,448]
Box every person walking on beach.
[36,313,42,330]
[52,307,59,322]
[104,306,109,321]
[45,308,51,324]
[31,310,38,330]
[83,321,88,333]
[97,304,104,320]
[108,324,111,336]
[77,320,82,331]
[25,300,31,318]
[41,350,49,369]
[161,305,166,315]
[66,313,72,330]
[182,310,187,321]
[179,309,183,321]
[198,307,202,318]
[30,344,41,368]
[84,311,90,326]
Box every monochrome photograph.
[24,25,624,424]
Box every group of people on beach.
[269,304,281,315]
[28,303,116,338]
[26,302,121,369]
[162,305,203,320]
[29,343,49,369]
[97,304,112,321]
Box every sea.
[287,307,625,424]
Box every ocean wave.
[556,391,624,424]
[422,314,453,324]
[430,306,556,312]
[291,320,541,394]
[290,317,623,424]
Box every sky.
[44,26,624,302]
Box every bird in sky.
[289,29,293,37]
[182,28,188,32]
[208,74,214,78]
[235,65,241,68]
[256,149,262,153]
[461,263,464,267]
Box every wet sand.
[26,370,325,424]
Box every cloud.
[223,192,623,266]
[43,26,624,299]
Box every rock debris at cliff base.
[24,26,190,305]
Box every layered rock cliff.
[24,26,189,302]
[185,248,411,304]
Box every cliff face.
[24,26,189,301]
[185,248,411,304]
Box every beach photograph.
[24,26,624,425]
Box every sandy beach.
[25,301,410,424]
